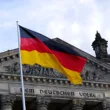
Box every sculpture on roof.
[92,31,108,60]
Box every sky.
[0,0,110,56]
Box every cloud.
[46,20,65,38]
[0,0,110,58]
[71,22,80,35]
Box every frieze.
[2,61,110,82]
[81,70,103,81]
[81,62,110,82]
[4,62,20,74]
[3,62,65,78]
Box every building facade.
[0,32,110,110]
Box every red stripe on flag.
[20,38,86,72]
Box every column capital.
[72,99,85,106]
[1,94,16,109]
[36,96,51,110]
[103,100,110,110]
[36,96,51,105]
[72,99,85,110]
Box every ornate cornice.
[86,59,110,72]
[0,49,18,58]
[0,73,110,90]
[0,53,19,62]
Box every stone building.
[0,32,110,110]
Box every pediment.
[0,38,110,82]
[0,49,65,78]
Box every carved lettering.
[39,89,74,96]
[11,87,103,99]
[79,92,96,98]
[20,88,34,94]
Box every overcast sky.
[0,0,110,56]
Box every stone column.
[1,94,16,110]
[103,100,110,110]
[36,96,50,110]
[72,99,85,110]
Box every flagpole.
[16,21,26,110]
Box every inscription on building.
[20,88,35,94]
[10,86,104,99]
[40,89,75,96]
[79,92,96,98]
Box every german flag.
[19,26,86,84]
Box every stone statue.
[96,31,101,39]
